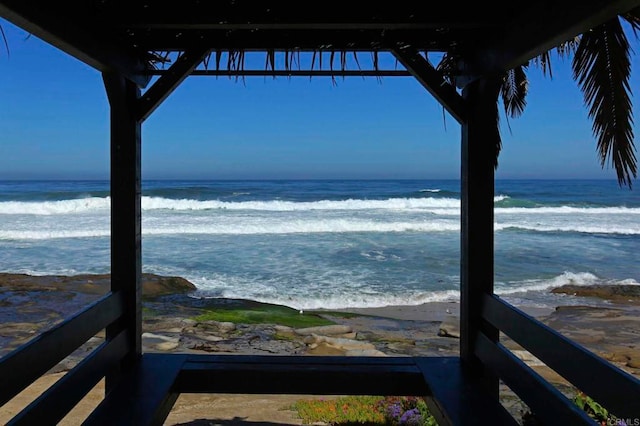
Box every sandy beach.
[1,273,639,424]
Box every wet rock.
[386,342,417,353]
[307,335,376,352]
[140,275,197,298]
[197,320,236,334]
[551,284,640,303]
[294,325,353,336]
[0,272,197,298]
[438,316,460,338]
[274,325,294,333]
[218,322,236,333]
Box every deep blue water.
[0,179,638,309]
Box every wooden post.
[460,76,501,394]
[103,72,142,391]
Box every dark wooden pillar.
[460,76,501,394]
[103,72,142,390]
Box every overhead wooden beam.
[119,29,463,52]
[148,69,412,77]
[391,47,465,124]
[137,48,210,122]
[0,0,151,87]
[103,4,501,30]
[464,0,640,75]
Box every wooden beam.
[84,354,186,426]
[459,76,501,395]
[137,48,210,122]
[7,330,129,426]
[0,0,151,87]
[483,294,640,419]
[464,0,640,75]
[0,291,124,407]
[103,73,143,388]
[415,357,518,426]
[176,355,429,396]
[391,47,465,124]
[120,29,461,52]
[102,4,501,30]
[148,69,412,77]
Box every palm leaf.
[622,7,640,36]
[532,37,579,78]
[533,51,553,77]
[501,65,528,118]
[573,18,637,187]
[435,52,456,85]
[0,24,9,57]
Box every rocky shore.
[1,273,639,424]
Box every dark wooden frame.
[2,1,640,425]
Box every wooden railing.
[0,291,125,414]
[3,291,639,425]
[480,294,640,423]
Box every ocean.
[0,179,638,310]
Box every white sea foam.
[0,198,110,215]
[2,216,639,240]
[495,206,640,214]
[0,229,110,240]
[2,195,640,216]
[195,271,640,310]
[141,196,464,211]
[494,271,637,296]
[494,222,640,235]
[196,288,462,310]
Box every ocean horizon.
[0,178,638,310]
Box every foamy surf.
[0,179,637,311]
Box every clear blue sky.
[0,19,638,181]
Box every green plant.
[293,396,386,424]
[292,395,438,425]
[574,392,609,422]
[194,304,334,328]
[379,396,437,426]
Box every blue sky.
[0,19,638,181]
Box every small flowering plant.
[292,395,437,425]
[378,396,437,426]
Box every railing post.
[460,75,501,395]
[103,72,142,392]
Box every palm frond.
[488,81,502,170]
[556,37,580,58]
[533,51,552,77]
[435,52,456,85]
[532,37,579,78]
[0,24,9,57]
[622,7,640,36]
[573,18,637,187]
[501,65,528,118]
